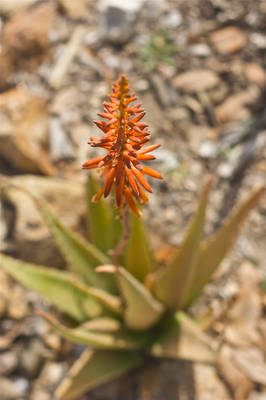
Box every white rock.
[164,11,182,28]
[189,43,211,57]
[199,141,218,159]
[98,0,145,13]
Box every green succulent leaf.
[82,286,122,316]
[38,202,112,291]
[187,185,265,306]
[80,317,121,332]
[97,265,164,330]
[86,175,122,254]
[124,214,156,281]
[86,174,112,254]
[0,253,102,321]
[39,311,149,349]
[151,312,216,363]
[56,348,143,400]
[153,177,213,310]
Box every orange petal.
[92,187,104,202]
[142,166,163,179]
[138,144,161,154]
[82,156,104,169]
[103,167,116,197]
[125,166,140,197]
[136,153,156,161]
[131,165,152,193]
[115,174,125,208]
[130,112,145,123]
[97,112,114,119]
[136,182,149,204]
[124,187,141,217]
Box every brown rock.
[0,0,38,16]
[58,0,92,19]
[0,87,55,175]
[7,286,29,320]
[215,88,258,123]
[210,27,247,54]
[244,63,266,87]
[173,70,220,92]
[0,270,10,316]
[1,3,55,70]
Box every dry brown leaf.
[225,288,261,347]
[0,175,85,266]
[234,348,266,386]
[0,87,55,175]
[217,346,254,400]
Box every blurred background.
[0,0,265,399]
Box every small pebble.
[13,378,29,396]
[189,43,211,57]
[199,141,218,159]
[0,352,18,375]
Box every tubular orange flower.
[82,74,162,216]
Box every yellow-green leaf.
[86,174,112,254]
[80,317,121,332]
[82,286,122,316]
[38,202,112,290]
[153,178,213,310]
[97,265,164,330]
[124,214,156,281]
[151,312,216,363]
[0,253,102,321]
[187,186,265,306]
[39,311,148,349]
[56,349,143,400]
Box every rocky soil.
[0,0,265,399]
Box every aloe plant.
[0,75,264,399]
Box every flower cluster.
[82,74,162,216]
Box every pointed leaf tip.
[37,201,113,291]
[101,265,164,330]
[124,214,156,281]
[153,177,213,310]
[187,185,265,306]
[86,174,112,254]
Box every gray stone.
[20,339,47,378]
[154,149,179,170]
[98,0,145,44]
[49,117,75,162]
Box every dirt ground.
[0,0,265,399]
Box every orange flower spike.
[82,74,162,216]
